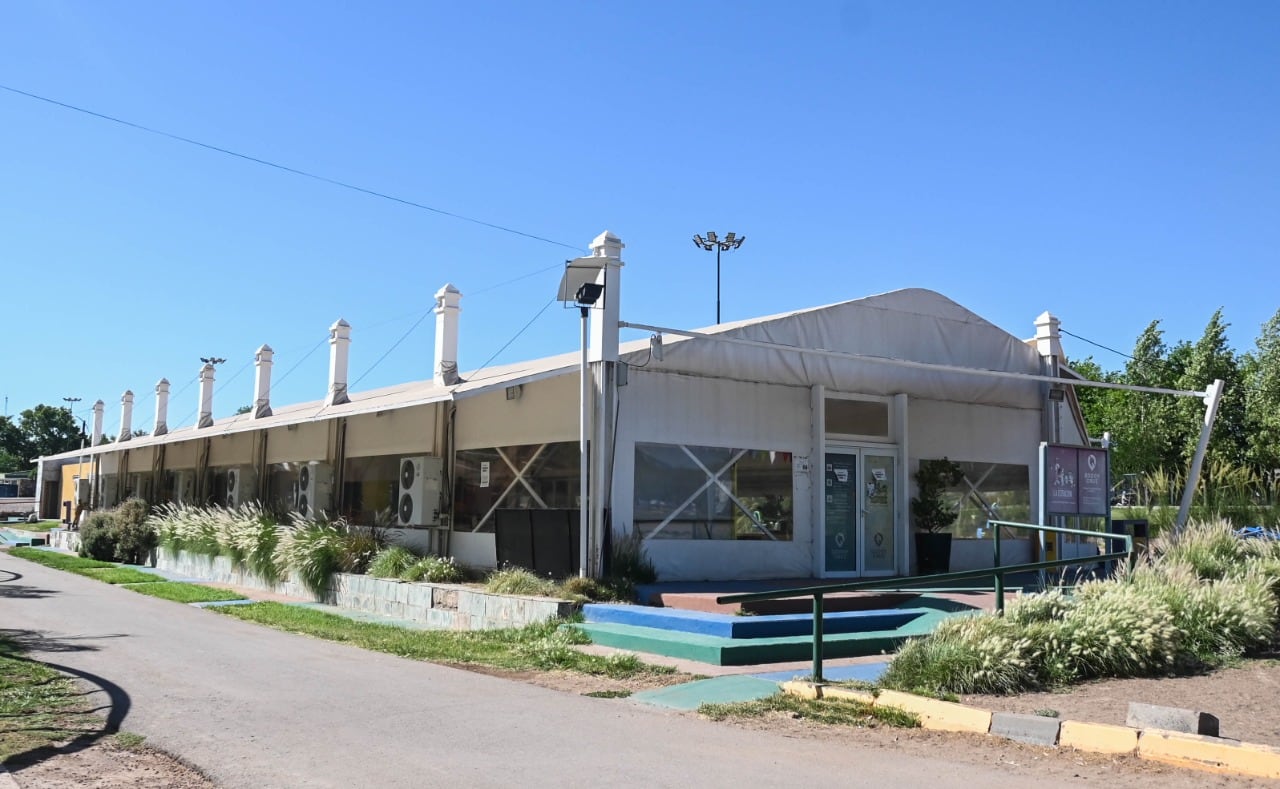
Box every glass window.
[941,461,1031,538]
[634,443,793,541]
[454,442,580,533]
[825,397,890,438]
[341,455,401,526]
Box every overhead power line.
[0,83,583,252]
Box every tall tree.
[0,405,85,469]
[1106,321,1181,476]
[1244,309,1280,473]
[1176,309,1248,468]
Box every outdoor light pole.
[693,231,745,324]
[63,397,85,526]
[558,256,606,578]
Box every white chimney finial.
[433,284,462,386]
[326,319,351,406]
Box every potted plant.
[911,458,964,574]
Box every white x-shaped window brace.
[645,446,777,541]
[471,444,550,532]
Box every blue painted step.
[582,602,926,639]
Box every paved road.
[0,554,1095,788]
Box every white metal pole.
[579,306,590,578]
[1176,378,1225,533]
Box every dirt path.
[6,741,212,788]
[964,658,1280,746]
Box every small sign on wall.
[480,461,490,488]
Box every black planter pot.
[915,532,952,575]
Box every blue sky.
[2,1,1276,431]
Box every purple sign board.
[1044,444,1110,517]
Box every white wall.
[163,440,200,470]
[612,370,815,581]
[908,398,1042,467]
[346,405,437,458]
[456,375,577,451]
[265,423,329,464]
[208,430,256,466]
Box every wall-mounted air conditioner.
[293,462,333,519]
[397,456,443,527]
[226,466,257,507]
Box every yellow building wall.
[58,462,93,512]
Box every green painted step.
[577,611,948,666]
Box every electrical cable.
[0,83,583,252]
[349,308,434,389]
[1060,327,1177,376]
[463,297,557,383]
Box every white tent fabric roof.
[625,288,1045,409]
[42,288,1045,461]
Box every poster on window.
[824,455,857,572]
[863,455,895,573]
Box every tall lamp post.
[558,257,606,577]
[693,231,745,324]
[62,396,85,525]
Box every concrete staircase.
[578,599,956,666]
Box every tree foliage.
[1075,309,1280,480]
[0,405,85,470]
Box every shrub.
[338,526,391,574]
[274,518,346,596]
[79,512,119,562]
[402,556,464,584]
[114,516,158,565]
[485,567,558,597]
[368,546,418,579]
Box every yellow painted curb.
[1138,729,1280,779]
[780,681,821,700]
[1059,720,1139,755]
[822,686,877,705]
[874,690,991,734]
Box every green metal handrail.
[716,519,1135,682]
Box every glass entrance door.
[823,448,898,577]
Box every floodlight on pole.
[692,231,745,324]
[558,257,608,578]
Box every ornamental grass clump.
[273,517,347,596]
[485,567,559,597]
[881,614,1033,695]
[368,546,418,579]
[1041,581,1178,682]
[1152,518,1245,581]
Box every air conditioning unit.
[397,456,443,527]
[174,470,196,505]
[293,462,333,519]
[226,466,257,507]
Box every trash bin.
[1110,519,1150,573]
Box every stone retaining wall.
[154,549,574,630]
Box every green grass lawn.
[0,635,92,762]
[8,546,115,571]
[76,567,165,585]
[214,601,675,678]
[123,582,247,604]
[699,693,920,729]
[5,520,61,533]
